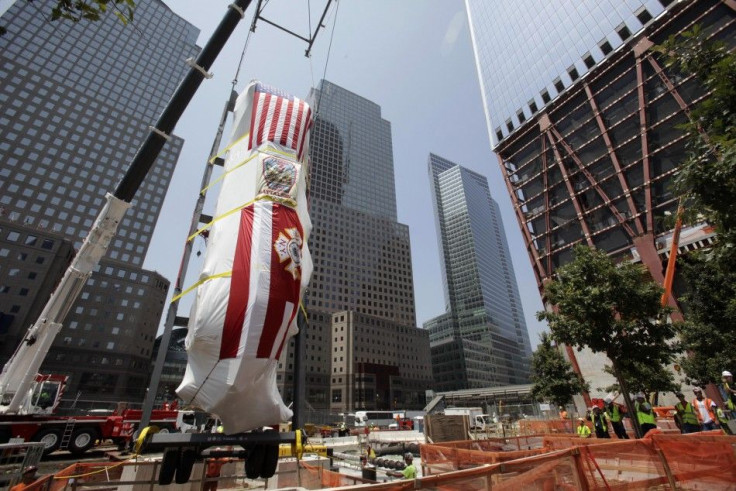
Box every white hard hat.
[723,371,733,377]
[604,397,612,403]
[635,392,645,398]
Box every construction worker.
[634,393,657,436]
[604,397,628,439]
[365,444,376,463]
[716,403,732,435]
[692,387,718,431]
[387,453,416,479]
[674,392,701,434]
[576,418,591,438]
[719,371,736,419]
[559,406,568,420]
[591,406,610,438]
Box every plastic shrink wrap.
[177,81,313,433]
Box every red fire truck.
[0,374,183,455]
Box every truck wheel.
[175,447,197,484]
[33,428,61,455]
[260,444,279,478]
[69,427,98,455]
[158,448,179,485]
[245,445,264,479]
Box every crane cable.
[315,0,340,117]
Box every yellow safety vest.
[577,424,591,438]
[675,402,699,426]
[606,404,622,423]
[636,402,656,425]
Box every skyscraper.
[466,0,733,393]
[276,80,431,412]
[426,154,531,391]
[0,0,200,403]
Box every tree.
[675,252,736,386]
[655,26,736,386]
[1,1,135,36]
[537,245,679,437]
[530,332,589,409]
[657,24,736,242]
[601,362,679,404]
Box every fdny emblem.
[274,227,302,280]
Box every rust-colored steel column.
[632,234,684,321]
[548,126,636,239]
[496,153,547,286]
[634,39,654,234]
[541,135,553,275]
[541,114,595,247]
[584,83,644,235]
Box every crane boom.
[0,0,254,415]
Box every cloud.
[441,9,466,57]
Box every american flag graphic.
[248,83,312,161]
[220,200,303,361]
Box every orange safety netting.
[519,418,576,435]
[420,443,546,475]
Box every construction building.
[466,0,732,392]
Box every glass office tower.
[466,0,734,396]
[426,154,531,390]
[0,0,199,403]
[276,80,432,412]
[466,0,669,148]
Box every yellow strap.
[53,449,144,479]
[171,271,232,304]
[209,135,298,165]
[201,152,259,195]
[187,194,296,243]
[202,145,299,196]
[208,132,250,164]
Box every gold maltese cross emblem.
[274,227,303,280]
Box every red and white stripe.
[248,91,312,161]
[220,200,302,361]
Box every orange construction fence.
[24,432,736,490]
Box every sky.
[147,0,547,345]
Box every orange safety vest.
[692,398,716,423]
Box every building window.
[541,90,551,103]
[583,52,595,69]
[568,66,579,82]
[528,100,538,113]
[599,39,613,55]
[616,23,631,41]
[635,7,653,24]
[553,77,564,93]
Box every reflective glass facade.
[276,80,428,411]
[427,154,531,390]
[466,0,668,148]
[0,0,199,403]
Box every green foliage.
[530,332,589,408]
[656,25,736,237]
[537,245,677,369]
[2,1,135,36]
[676,250,736,386]
[655,25,736,387]
[50,0,136,24]
[601,362,679,397]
